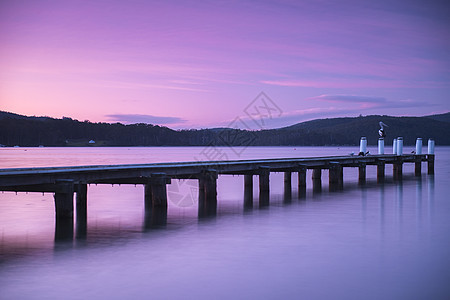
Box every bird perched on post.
[379,122,388,138]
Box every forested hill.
[1,111,449,147]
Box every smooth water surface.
[1,146,449,299]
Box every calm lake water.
[1,146,450,299]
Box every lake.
[1,146,449,299]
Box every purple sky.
[1,0,449,129]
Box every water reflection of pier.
[0,154,434,240]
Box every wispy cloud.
[308,94,431,109]
[106,114,187,125]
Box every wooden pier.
[0,154,434,231]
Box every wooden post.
[284,171,292,201]
[358,162,366,184]
[244,174,253,208]
[198,170,218,217]
[259,167,270,206]
[312,168,321,193]
[75,184,87,239]
[427,154,435,175]
[329,162,341,191]
[297,164,307,198]
[377,159,385,183]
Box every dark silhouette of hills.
[1,111,449,147]
[426,112,450,123]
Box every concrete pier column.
[244,174,253,208]
[377,159,385,183]
[145,173,170,211]
[284,171,292,201]
[358,162,366,184]
[427,139,435,175]
[75,184,88,239]
[54,179,74,241]
[297,164,307,198]
[393,139,397,155]
[415,156,422,176]
[427,155,435,175]
[312,168,322,193]
[329,162,342,191]
[198,170,218,217]
[144,206,167,229]
[394,157,403,180]
[54,180,75,220]
[259,167,270,206]
[144,184,153,211]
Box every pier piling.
[244,174,253,207]
[284,171,292,201]
[358,162,366,184]
[259,167,270,206]
[377,159,385,182]
[428,139,435,175]
[198,170,218,216]
[54,180,75,220]
[312,168,322,193]
[329,162,342,191]
[297,164,307,198]
[75,184,87,238]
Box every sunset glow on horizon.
[1,0,449,129]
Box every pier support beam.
[297,165,307,198]
[393,157,403,180]
[427,155,435,175]
[312,168,322,193]
[284,171,292,201]
[377,160,385,183]
[415,156,422,176]
[54,180,75,220]
[358,162,366,184]
[198,170,218,217]
[329,162,342,191]
[144,207,168,229]
[54,180,74,241]
[75,184,87,238]
[244,174,253,208]
[144,173,171,211]
[259,167,270,206]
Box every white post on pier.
[393,138,397,155]
[359,137,367,155]
[396,137,403,156]
[378,138,384,154]
[415,138,423,155]
[428,138,435,154]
